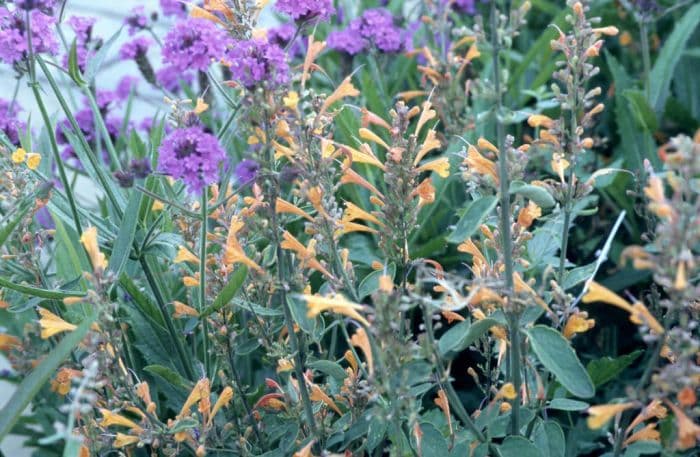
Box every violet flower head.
[0,7,58,64]
[156,64,194,92]
[13,0,57,12]
[119,36,151,60]
[226,38,289,90]
[158,126,226,194]
[116,76,139,100]
[0,98,26,145]
[451,0,477,14]
[234,159,260,185]
[275,0,335,23]
[66,15,96,44]
[268,23,305,58]
[162,18,230,72]
[160,0,187,18]
[125,7,148,35]
[328,8,404,55]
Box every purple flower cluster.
[0,98,26,145]
[0,7,58,64]
[234,159,260,185]
[274,0,335,22]
[156,64,194,92]
[451,0,477,14]
[119,36,151,60]
[328,8,404,55]
[268,23,305,58]
[162,18,230,72]
[13,0,57,12]
[158,126,226,194]
[226,38,289,90]
[125,7,148,35]
[160,0,187,18]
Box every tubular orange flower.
[281,231,333,278]
[173,301,199,318]
[457,239,487,268]
[527,114,554,128]
[178,378,210,419]
[434,389,453,435]
[276,198,314,222]
[582,282,663,334]
[11,148,26,163]
[465,145,499,184]
[496,383,517,401]
[302,35,326,86]
[465,43,480,62]
[50,367,82,396]
[551,153,570,182]
[513,272,552,314]
[339,221,378,235]
[342,202,383,226]
[310,384,342,415]
[587,403,636,430]
[336,143,384,169]
[396,90,427,101]
[361,107,392,130]
[626,400,667,433]
[174,246,200,265]
[304,294,370,327]
[283,91,299,110]
[350,327,374,375]
[80,226,108,271]
[113,433,140,448]
[562,311,595,339]
[340,166,385,198]
[477,138,499,154]
[359,128,390,150]
[415,101,437,135]
[624,423,660,447]
[38,308,77,339]
[414,129,441,166]
[664,401,700,450]
[412,178,436,207]
[294,440,315,457]
[224,217,263,273]
[0,333,20,351]
[516,201,542,229]
[99,409,144,433]
[320,76,359,115]
[208,386,233,426]
[417,157,450,178]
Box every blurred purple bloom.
[13,0,57,12]
[226,38,289,90]
[0,98,25,145]
[160,0,187,18]
[234,159,260,184]
[125,7,148,35]
[162,18,230,72]
[119,36,151,60]
[66,15,95,43]
[451,0,477,14]
[275,0,335,22]
[35,206,55,229]
[0,7,58,64]
[268,23,305,58]
[158,126,226,194]
[328,8,404,55]
[156,64,194,92]
[116,76,139,100]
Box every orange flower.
[434,389,453,435]
[415,101,437,135]
[80,226,108,271]
[38,308,77,339]
[281,231,333,278]
[173,301,199,318]
[465,145,498,184]
[562,311,595,339]
[304,294,369,327]
[582,282,663,334]
[99,409,144,433]
[50,367,82,396]
[320,76,359,115]
[359,128,390,150]
[113,433,140,448]
[412,178,436,207]
[276,198,313,222]
[0,333,20,351]
[414,129,441,166]
[495,383,517,401]
[516,201,542,229]
[665,401,700,450]
[174,246,200,265]
[309,384,342,415]
[350,327,374,375]
[527,114,553,129]
[417,157,450,178]
[342,202,383,227]
[624,423,660,447]
[587,403,636,429]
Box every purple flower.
[66,15,95,43]
[125,7,148,35]
[0,98,25,145]
[119,36,151,60]
[162,18,230,72]
[160,0,187,18]
[275,0,335,22]
[0,7,58,64]
[156,64,194,92]
[268,23,305,57]
[328,8,404,55]
[226,38,289,90]
[234,159,260,185]
[158,126,226,194]
[451,0,477,14]
[35,206,55,229]
[116,76,139,100]
[13,0,57,12]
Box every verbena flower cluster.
[328,7,405,54]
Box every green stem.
[83,89,120,170]
[490,0,520,436]
[140,257,196,380]
[639,20,651,102]
[199,191,210,375]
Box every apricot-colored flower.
[624,423,660,447]
[173,301,199,318]
[417,157,450,178]
[582,281,663,334]
[174,246,200,265]
[50,367,82,396]
[178,378,210,419]
[0,333,20,351]
[359,128,390,150]
[208,386,233,426]
[304,294,369,327]
[587,403,636,430]
[477,138,499,154]
[80,226,108,271]
[276,198,314,222]
[320,76,359,115]
[342,202,383,226]
[281,231,333,278]
[517,201,542,229]
[496,383,517,401]
[527,114,553,129]
[310,384,342,415]
[562,311,595,339]
[465,145,498,184]
[38,308,77,339]
[113,433,140,448]
[350,327,374,375]
[99,408,144,432]
[665,401,700,450]
[26,153,41,170]
[415,101,437,135]
[11,148,26,164]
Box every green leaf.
[649,3,700,112]
[0,276,86,300]
[107,191,143,278]
[533,420,565,457]
[438,318,499,356]
[67,39,86,86]
[358,263,396,299]
[288,295,316,335]
[510,181,556,208]
[420,423,448,457]
[168,417,199,434]
[201,266,248,318]
[447,196,498,243]
[0,314,94,441]
[548,398,589,411]
[308,360,347,381]
[622,90,658,132]
[562,262,597,290]
[0,200,32,249]
[498,436,543,457]
[587,351,642,388]
[144,365,191,391]
[526,325,595,398]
